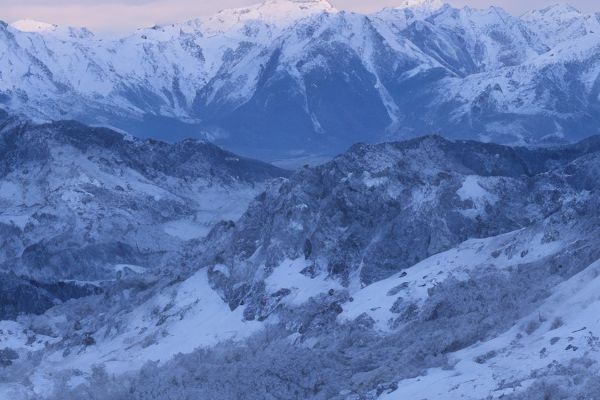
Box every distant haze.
[0,0,598,33]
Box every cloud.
[0,0,597,33]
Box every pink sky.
[0,0,597,33]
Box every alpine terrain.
[1,0,600,400]
[1,0,600,158]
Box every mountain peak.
[202,0,335,35]
[269,0,333,6]
[260,0,336,14]
[522,3,582,19]
[281,0,332,4]
[539,3,581,14]
[396,0,445,11]
[11,19,57,33]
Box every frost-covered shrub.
[501,358,600,400]
[0,348,18,367]
[42,252,588,400]
[44,319,446,400]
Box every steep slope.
[393,5,547,74]
[193,10,437,154]
[374,0,445,32]
[522,4,600,48]
[434,30,600,144]
[195,135,600,316]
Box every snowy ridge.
[201,0,335,35]
[11,19,58,33]
[395,0,444,13]
[522,3,600,47]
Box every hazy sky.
[0,0,598,33]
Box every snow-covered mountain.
[2,2,600,399]
[1,0,600,158]
[3,112,600,398]
[0,111,286,319]
[195,134,600,313]
[522,3,600,47]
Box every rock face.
[0,113,286,316]
[198,135,600,314]
[0,273,100,320]
[1,1,600,158]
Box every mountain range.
[1,0,600,159]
